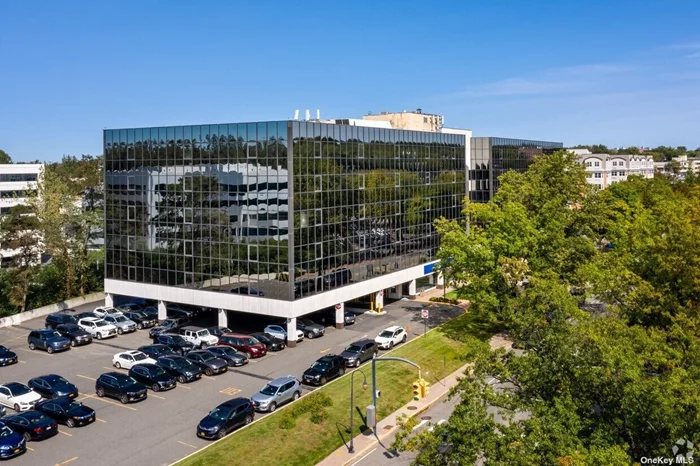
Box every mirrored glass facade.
[105,121,466,301]
[470,137,563,202]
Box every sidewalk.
[317,334,509,466]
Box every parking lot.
[0,298,445,466]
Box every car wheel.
[29,342,36,350]
[245,414,253,425]
[339,367,345,376]
[66,418,75,428]
[114,362,121,369]
[217,429,226,439]
[70,340,77,347]
[96,333,102,340]
[152,384,160,392]
[306,332,313,339]
[178,349,184,356]
[293,391,300,401]
[269,402,277,412]
[117,328,123,335]
[177,375,186,384]
[320,377,327,385]
[137,323,143,330]
[402,335,407,343]
[204,368,213,377]
[96,387,105,397]
[201,342,208,349]
[120,394,129,404]
[13,404,20,412]
[23,432,31,442]
[389,341,394,349]
[47,346,54,354]
[245,352,251,359]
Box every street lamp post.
[349,368,368,454]
[369,355,421,432]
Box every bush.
[278,411,296,430]
[310,409,328,425]
[292,391,333,417]
[429,296,460,305]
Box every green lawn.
[177,309,498,466]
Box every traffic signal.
[412,380,422,400]
[420,378,430,399]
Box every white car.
[374,325,407,350]
[78,317,118,340]
[264,325,304,343]
[0,382,42,412]
[112,350,156,370]
[93,306,123,318]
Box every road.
[0,297,456,466]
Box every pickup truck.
[179,326,219,348]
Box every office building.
[469,137,564,202]
[574,150,654,189]
[103,120,467,344]
[0,163,43,266]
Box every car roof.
[268,375,297,385]
[80,317,101,322]
[33,374,62,381]
[221,333,252,338]
[2,382,28,391]
[317,354,340,362]
[36,329,57,334]
[218,397,250,409]
[350,339,375,346]
[181,326,204,331]
[125,350,143,356]
[101,371,128,379]
[383,325,402,332]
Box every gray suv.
[250,376,301,412]
[340,339,378,367]
[296,318,325,339]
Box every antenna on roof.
[293,110,299,120]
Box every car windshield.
[198,353,215,361]
[114,316,128,323]
[245,338,259,345]
[116,376,137,387]
[0,426,13,438]
[149,366,166,377]
[196,330,210,337]
[132,312,146,319]
[45,375,68,385]
[95,321,109,327]
[208,406,232,421]
[62,325,79,331]
[0,346,7,351]
[133,353,148,361]
[170,336,187,344]
[345,344,362,354]
[299,319,314,326]
[64,401,83,412]
[49,331,62,338]
[311,361,328,371]
[259,384,279,396]
[27,413,47,424]
[379,330,394,338]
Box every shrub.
[278,411,296,430]
[310,409,328,425]
[429,296,459,305]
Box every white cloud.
[687,51,700,59]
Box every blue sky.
[1,0,700,162]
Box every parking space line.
[76,374,96,381]
[175,385,192,390]
[55,457,79,466]
[96,418,106,423]
[58,429,72,437]
[84,394,137,411]
[18,360,26,364]
[26,446,34,451]
[149,394,166,400]
[104,366,116,371]
[266,351,278,356]
[178,440,198,449]
[320,348,332,353]
[202,376,215,380]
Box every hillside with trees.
[393,152,700,465]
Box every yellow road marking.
[84,394,137,411]
[104,366,117,371]
[18,348,51,357]
[76,374,96,381]
[58,429,72,437]
[176,385,192,390]
[26,446,34,451]
[202,375,215,380]
[220,387,241,396]
[96,418,106,423]
[178,440,198,449]
[320,348,332,354]
[55,457,79,466]
[18,360,26,364]
[149,394,166,400]
[266,351,278,356]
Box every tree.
[0,204,41,312]
[0,149,11,164]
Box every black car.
[302,354,346,386]
[156,356,202,383]
[128,363,177,392]
[28,374,78,399]
[141,306,159,321]
[74,311,96,321]
[250,332,286,351]
[117,302,144,312]
[185,351,228,376]
[44,312,77,329]
[149,319,181,339]
[35,397,95,428]
[95,372,148,404]
[196,398,254,440]
[340,339,377,367]
[0,412,57,441]
[138,344,177,361]
[121,311,157,329]
[0,346,18,366]
[154,334,195,355]
[55,324,92,347]
[207,326,232,338]
[204,346,248,367]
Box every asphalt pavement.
[0,297,441,466]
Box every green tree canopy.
[0,149,11,164]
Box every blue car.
[0,346,17,366]
[27,330,71,354]
[0,423,26,459]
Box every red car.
[218,333,267,359]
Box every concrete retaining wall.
[0,292,105,328]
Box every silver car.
[103,314,138,335]
[251,376,301,412]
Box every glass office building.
[470,137,563,202]
[104,121,466,302]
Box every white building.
[572,150,654,189]
[654,155,700,178]
[0,164,44,265]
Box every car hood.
[340,350,361,360]
[303,368,324,377]
[0,350,16,359]
[14,391,41,403]
[99,324,118,331]
[67,404,94,418]
[123,383,147,393]
[198,416,222,431]
[47,336,71,345]
[153,373,175,384]
[114,321,135,327]
[0,432,23,448]
[54,382,78,395]
[227,353,247,361]
[375,336,391,343]
[202,335,218,343]
[251,392,274,404]
[69,330,91,338]
[204,357,227,368]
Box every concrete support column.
[375,290,384,312]
[157,300,167,321]
[286,318,297,347]
[408,280,417,300]
[388,285,401,300]
[437,272,445,289]
[105,293,114,308]
[335,303,345,330]
[218,309,228,327]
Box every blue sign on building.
[423,263,436,275]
